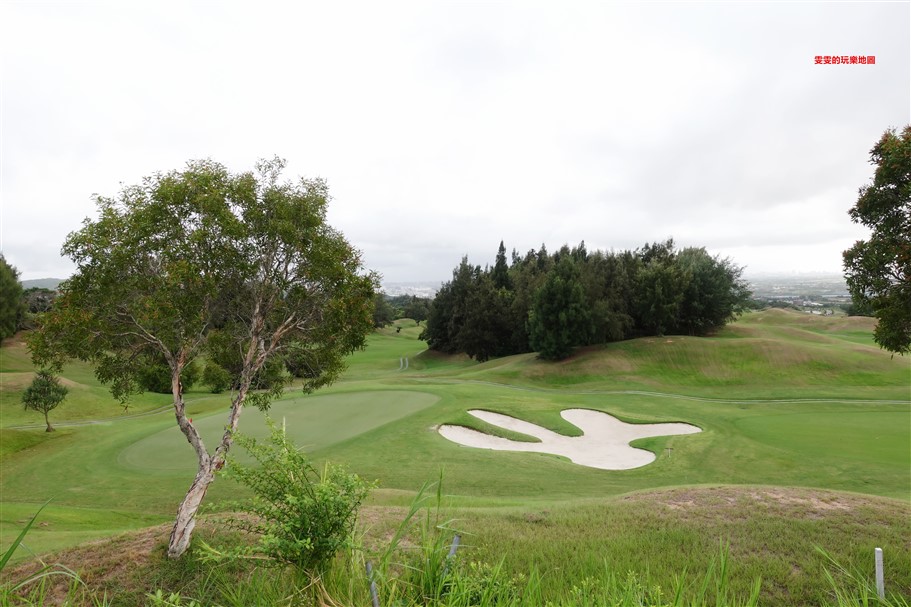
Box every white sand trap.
[438,409,701,470]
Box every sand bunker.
[438,409,701,470]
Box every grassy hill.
[1,309,908,604]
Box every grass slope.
[1,312,909,605]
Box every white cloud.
[1,1,907,283]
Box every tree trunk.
[167,464,215,558]
[44,411,54,432]
[166,353,253,559]
[165,327,264,559]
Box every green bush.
[218,418,373,572]
[201,363,231,394]
[137,358,200,394]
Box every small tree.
[29,158,377,558]
[843,125,911,355]
[22,370,68,432]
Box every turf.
[1,311,909,604]
[119,390,439,473]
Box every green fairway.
[1,312,909,603]
[119,390,439,472]
[735,410,911,465]
[1,335,172,428]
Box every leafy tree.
[505,246,552,353]
[29,158,377,558]
[633,262,685,337]
[373,292,395,328]
[205,328,289,391]
[201,363,231,394]
[22,370,68,432]
[419,257,479,353]
[529,257,591,360]
[23,288,57,314]
[843,125,911,355]
[137,356,201,394]
[420,283,457,351]
[402,296,431,323]
[676,248,751,335]
[0,256,23,340]
[458,273,513,362]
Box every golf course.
[1,308,909,605]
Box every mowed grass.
[0,334,172,427]
[462,310,910,400]
[120,390,439,473]
[1,313,909,604]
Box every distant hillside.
[21,278,63,290]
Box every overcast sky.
[1,1,908,285]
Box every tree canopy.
[843,125,911,355]
[422,239,750,361]
[29,158,377,557]
[0,256,23,340]
[22,370,68,432]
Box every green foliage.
[216,418,373,572]
[373,292,396,328]
[282,342,331,381]
[420,257,480,354]
[843,125,911,355]
[0,256,24,340]
[423,239,750,361]
[402,296,431,323]
[204,329,290,395]
[26,156,378,557]
[458,274,514,362]
[22,287,57,314]
[201,363,231,394]
[491,240,511,290]
[21,370,68,431]
[137,357,200,394]
[529,256,591,360]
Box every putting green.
[734,410,910,465]
[119,390,439,473]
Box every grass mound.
[4,486,908,606]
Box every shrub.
[217,418,373,572]
[201,363,231,394]
[137,358,200,394]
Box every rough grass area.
[461,486,911,605]
[5,487,909,606]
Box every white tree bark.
[166,328,263,558]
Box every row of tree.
[421,239,752,361]
[0,256,60,340]
[373,293,432,328]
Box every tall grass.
[3,490,906,605]
[0,502,109,606]
[145,481,904,607]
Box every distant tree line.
[373,293,432,328]
[420,239,752,361]
[0,256,61,339]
